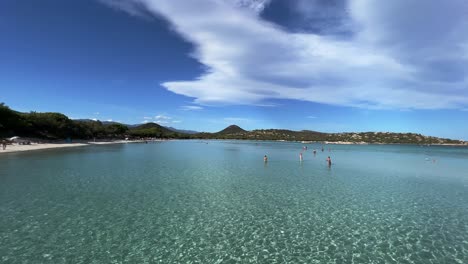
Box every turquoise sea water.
[1,140,467,263]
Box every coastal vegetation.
[0,104,465,145]
[1,103,127,140]
[197,125,464,145]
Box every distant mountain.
[164,126,199,134]
[194,125,466,145]
[73,118,97,123]
[74,120,197,134]
[130,122,173,134]
[216,125,247,135]
[101,121,120,125]
[128,123,192,138]
[73,119,120,126]
[1,103,465,144]
[132,122,166,130]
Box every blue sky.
[1,0,468,139]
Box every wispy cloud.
[224,117,253,123]
[307,116,317,119]
[180,105,204,111]
[109,0,468,110]
[141,114,182,125]
[155,114,171,120]
[97,0,154,19]
[230,0,272,13]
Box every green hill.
[1,103,465,144]
[128,123,187,138]
[0,103,187,140]
[216,125,246,134]
[194,125,465,145]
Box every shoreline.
[1,138,466,154]
[206,139,468,146]
[0,140,159,154]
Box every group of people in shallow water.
[264,145,332,167]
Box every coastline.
[1,138,466,155]
[0,140,154,154]
[301,140,467,146]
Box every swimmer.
[313,149,317,156]
[326,156,332,167]
[321,146,324,152]
[264,155,268,162]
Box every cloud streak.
[105,0,468,110]
[142,114,181,125]
[180,105,204,111]
[224,117,253,123]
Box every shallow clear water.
[1,141,467,263]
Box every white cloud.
[92,118,98,121]
[229,0,272,13]
[180,105,204,111]
[97,0,153,19]
[307,116,317,119]
[155,114,171,120]
[152,114,183,125]
[107,119,113,122]
[107,0,468,110]
[224,117,253,123]
[140,114,182,124]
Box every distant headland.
[1,103,466,146]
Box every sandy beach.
[0,140,151,154]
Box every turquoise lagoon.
[1,141,467,263]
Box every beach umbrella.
[9,136,20,141]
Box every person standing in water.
[264,155,268,162]
[326,156,332,167]
[313,149,317,156]
[299,152,303,161]
[321,146,324,152]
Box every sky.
[1,0,468,139]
